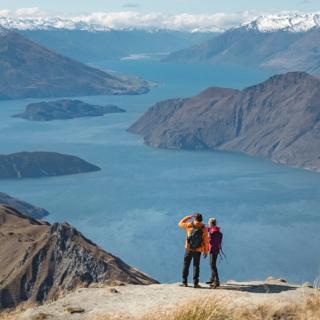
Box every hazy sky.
[0,0,318,14]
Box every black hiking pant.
[210,253,220,285]
[182,250,201,284]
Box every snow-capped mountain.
[0,25,9,36]
[165,12,320,72]
[0,16,112,31]
[0,13,230,33]
[0,12,320,33]
[244,13,320,33]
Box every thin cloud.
[122,3,140,9]
[14,7,46,17]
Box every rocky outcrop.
[0,192,49,219]
[129,72,320,172]
[0,152,101,179]
[0,26,150,100]
[13,99,126,121]
[0,205,157,309]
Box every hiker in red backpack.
[206,217,223,288]
[178,213,209,288]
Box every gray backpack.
[187,223,204,249]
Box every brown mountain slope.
[0,205,157,309]
[0,27,150,99]
[129,72,320,172]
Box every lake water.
[0,61,319,284]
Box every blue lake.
[0,61,319,284]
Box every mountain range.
[129,72,320,172]
[2,13,320,65]
[2,13,320,71]
[164,14,320,73]
[243,13,320,33]
[0,205,156,308]
[0,12,216,62]
[0,27,150,99]
[1,12,320,33]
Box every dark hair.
[194,213,203,222]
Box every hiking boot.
[206,280,213,284]
[194,283,201,289]
[180,282,188,287]
[210,282,220,289]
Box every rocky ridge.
[0,205,157,309]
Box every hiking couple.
[178,213,223,288]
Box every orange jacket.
[178,215,209,254]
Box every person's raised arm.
[178,215,193,229]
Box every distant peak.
[0,26,9,37]
[244,13,320,33]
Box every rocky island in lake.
[13,99,126,121]
[129,72,320,172]
[0,151,101,179]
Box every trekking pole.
[220,249,228,264]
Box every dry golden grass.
[142,297,232,320]
[301,291,320,320]
[87,297,232,320]
[143,290,320,320]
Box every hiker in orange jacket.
[178,213,209,288]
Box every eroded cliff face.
[129,72,320,172]
[0,206,157,309]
